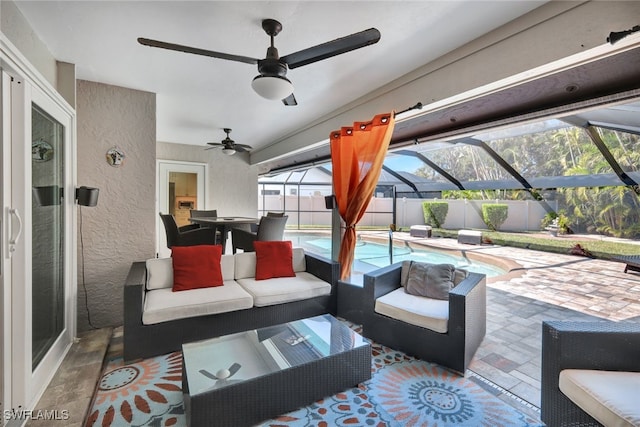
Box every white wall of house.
[156,142,260,218]
[76,80,156,331]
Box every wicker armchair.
[231,215,288,253]
[361,262,486,373]
[541,320,640,426]
[159,213,218,248]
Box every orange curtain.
[330,112,395,279]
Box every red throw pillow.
[171,245,224,291]
[254,241,296,280]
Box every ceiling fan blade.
[206,142,224,146]
[281,28,380,69]
[138,38,258,65]
[282,93,298,106]
[235,144,253,150]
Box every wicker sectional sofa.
[124,248,339,362]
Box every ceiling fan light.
[251,75,293,100]
[222,147,236,155]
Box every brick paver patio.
[396,233,640,411]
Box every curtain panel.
[330,112,395,279]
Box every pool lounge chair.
[610,254,640,274]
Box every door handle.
[9,208,22,253]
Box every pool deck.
[296,230,640,413]
[386,232,640,411]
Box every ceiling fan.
[206,128,252,155]
[138,19,381,105]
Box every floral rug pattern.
[86,325,543,427]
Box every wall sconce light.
[324,195,337,210]
[76,186,99,207]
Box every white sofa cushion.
[375,288,449,333]
[145,254,234,290]
[220,254,235,281]
[146,258,173,290]
[559,369,640,427]
[236,272,331,307]
[235,248,306,279]
[142,279,253,325]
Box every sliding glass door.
[31,104,66,369]
[1,65,76,416]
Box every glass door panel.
[170,172,198,228]
[31,103,64,369]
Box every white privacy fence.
[259,195,558,231]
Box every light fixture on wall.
[76,186,100,207]
[221,147,237,156]
[324,194,337,210]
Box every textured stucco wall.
[76,80,156,331]
[157,142,259,218]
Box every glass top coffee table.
[182,314,371,427]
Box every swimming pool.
[286,233,506,278]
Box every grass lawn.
[287,225,639,259]
[428,228,639,259]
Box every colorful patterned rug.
[86,326,543,427]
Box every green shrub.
[422,201,448,228]
[540,212,558,229]
[556,213,571,234]
[482,204,508,231]
[541,211,571,234]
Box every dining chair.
[231,215,288,253]
[189,209,223,241]
[159,213,219,248]
[189,209,218,219]
[248,211,285,232]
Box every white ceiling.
[14,1,546,160]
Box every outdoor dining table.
[189,216,259,253]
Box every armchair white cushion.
[375,289,449,333]
[559,369,640,427]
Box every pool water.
[286,234,505,278]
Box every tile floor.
[28,234,640,425]
[25,328,112,427]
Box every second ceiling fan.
[138,18,381,105]
[205,128,252,156]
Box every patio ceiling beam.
[395,149,465,190]
[459,138,556,213]
[317,166,332,176]
[588,122,640,137]
[381,165,423,198]
[584,125,640,195]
